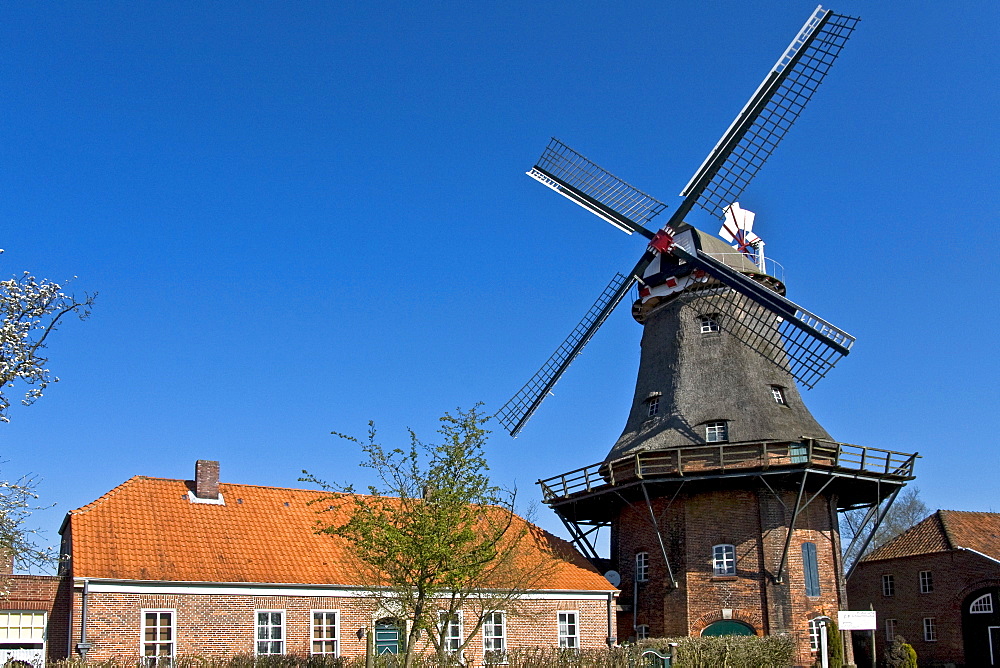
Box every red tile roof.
[863,510,1000,563]
[64,476,615,592]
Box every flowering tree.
[0,270,95,422]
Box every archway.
[701,620,755,636]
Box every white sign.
[838,610,877,630]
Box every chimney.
[194,460,220,500]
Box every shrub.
[884,635,919,668]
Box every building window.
[557,611,579,649]
[636,624,649,640]
[647,396,660,417]
[311,610,339,656]
[882,574,895,597]
[770,385,786,405]
[919,570,933,593]
[923,617,937,642]
[802,542,821,597]
[0,611,45,646]
[635,552,649,582]
[712,544,736,576]
[439,612,462,654]
[808,618,821,652]
[256,610,285,655]
[705,421,728,443]
[482,611,505,660]
[970,593,994,614]
[699,315,720,333]
[142,610,175,665]
[885,619,897,642]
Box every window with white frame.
[256,610,285,655]
[770,385,786,405]
[635,552,649,582]
[700,315,720,334]
[557,611,579,649]
[311,610,339,656]
[0,611,46,648]
[885,618,897,642]
[439,611,462,653]
[636,624,649,640]
[919,570,933,593]
[705,421,728,443]
[712,544,736,576]
[923,617,937,642]
[882,574,895,597]
[142,610,175,664]
[970,593,994,614]
[647,396,660,417]
[482,611,505,659]
[808,618,821,652]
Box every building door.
[375,619,403,655]
[990,627,1000,666]
[963,587,1000,666]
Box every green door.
[701,620,755,636]
[375,619,403,655]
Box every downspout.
[75,579,92,658]
[606,591,616,647]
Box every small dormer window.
[770,385,786,405]
[699,315,720,334]
[706,421,728,443]
[647,397,660,417]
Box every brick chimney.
[194,460,220,500]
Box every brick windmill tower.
[496,7,918,663]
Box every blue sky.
[1,1,996,568]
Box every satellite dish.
[604,570,621,587]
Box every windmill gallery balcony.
[538,439,918,518]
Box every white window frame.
[255,609,285,655]
[808,618,821,652]
[923,617,937,642]
[482,611,506,661]
[635,552,649,582]
[310,609,340,657]
[699,315,720,334]
[882,573,895,597]
[557,611,579,649]
[705,421,728,443]
[919,570,933,593]
[770,385,786,405]
[0,611,46,646]
[970,593,994,614]
[140,609,175,665]
[712,543,736,576]
[439,610,463,654]
[636,624,649,640]
[885,618,897,642]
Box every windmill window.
[808,618,821,652]
[802,542,821,597]
[922,617,937,642]
[635,552,649,582]
[770,385,787,405]
[647,397,660,417]
[919,570,933,593]
[881,574,895,597]
[705,421,728,443]
[699,315,721,334]
[712,544,736,576]
[970,593,993,614]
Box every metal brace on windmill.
[496,7,918,659]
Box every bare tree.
[842,486,929,568]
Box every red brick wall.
[848,549,1000,666]
[1,574,71,662]
[68,587,612,664]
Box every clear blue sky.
[1,1,996,569]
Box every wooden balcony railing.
[537,439,918,503]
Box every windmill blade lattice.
[528,139,666,237]
[679,8,861,223]
[496,272,636,436]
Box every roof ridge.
[936,509,956,550]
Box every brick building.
[847,510,1000,667]
[48,460,617,665]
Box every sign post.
[839,610,877,668]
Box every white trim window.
[808,618,821,652]
[635,552,649,582]
[256,610,285,655]
[882,574,895,597]
[636,624,649,640]
[919,570,933,593]
[923,617,937,642]
[770,385,786,405]
[482,611,506,661]
[970,593,994,614]
[700,315,720,334]
[885,618,897,642]
[311,610,339,656]
[705,421,728,443]
[557,611,579,649]
[712,544,736,576]
[439,611,463,654]
[141,609,175,665]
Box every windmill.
[494,7,919,657]
[497,6,858,438]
